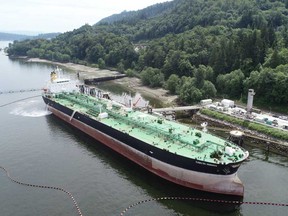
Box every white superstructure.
[44,67,80,94]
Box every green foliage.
[140,67,165,87]
[6,0,288,107]
[179,81,202,104]
[243,66,288,104]
[178,76,216,104]
[97,58,105,69]
[163,50,194,78]
[165,74,180,94]
[125,69,135,77]
[202,80,217,98]
[217,69,245,98]
[8,24,138,67]
[8,40,35,56]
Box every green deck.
[52,92,247,164]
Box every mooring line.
[0,88,42,94]
[0,95,41,107]
[2,165,288,216]
[120,196,288,215]
[0,166,83,216]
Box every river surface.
[0,41,288,216]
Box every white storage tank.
[221,99,234,108]
[200,99,212,106]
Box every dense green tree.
[27,48,45,58]
[86,44,105,63]
[194,67,205,89]
[98,58,106,69]
[179,78,203,104]
[217,69,245,98]
[142,43,166,68]
[125,69,135,77]
[178,77,195,104]
[243,67,288,104]
[264,48,281,68]
[7,0,288,106]
[165,74,180,94]
[270,72,288,103]
[243,70,260,93]
[117,61,125,73]
[177,76,216,104]
[201,81,217,99]
[140,67,165,87]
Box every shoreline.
[27,58,178,106]
[26,58,120,75]
[26,58,288,156]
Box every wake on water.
[10,99,51,117]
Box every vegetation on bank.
[6,0,288,108]
[200,108,288,141]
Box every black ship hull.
[43,96,244,196]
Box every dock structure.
[152,106,201,119]
[74,67,126,84]
[152,105,201,113]
[84,74,126,85]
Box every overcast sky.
[1,0,172,34]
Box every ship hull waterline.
[45,99,244,196]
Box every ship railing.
[58,93,246,161]
[58,92,205,150]
[57,93,104,117]
[106,109,202,149]
[104,106,209,150]
[198,126,247,152]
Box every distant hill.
[97,1,175,25]
[0,32,61,41]
[6,0,288,107]
[0,32,28,41]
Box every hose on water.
[0,166,83,216]
[0,92,82,215]
[2,166,288,216]
[0,95,41,107]
[120,196,288,216]
[1,91,287,215]
[0,88,42,94]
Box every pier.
[62,65,127,85]
[151,105,201,119]
[152,105,201,113]
[84,74,126,85]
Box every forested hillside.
[97,1,175,25]
[7,0,288,108]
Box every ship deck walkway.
[52,92,247,164]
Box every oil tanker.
[42,70,249,196]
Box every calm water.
[0,41,288,216]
